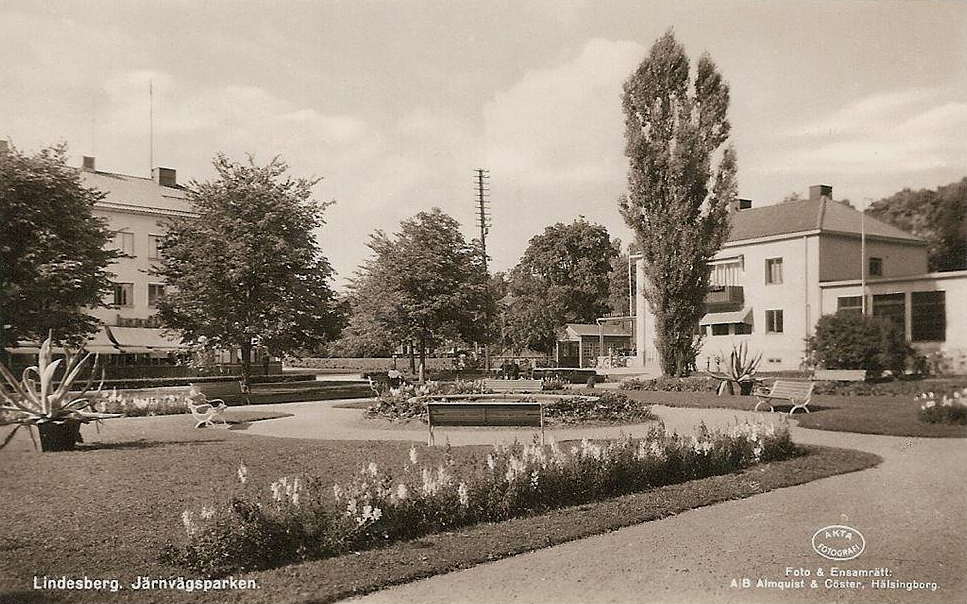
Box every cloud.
[759,87,967,175]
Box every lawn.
[619,389,967,438]
[0,413,879,604]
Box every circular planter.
[37,421,81,452]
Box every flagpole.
[860,198,869,314]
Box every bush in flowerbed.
[811,378,967,397]
[542,378,567,391]
[92,388,189,417]
[620,376,719,392]
[165,419,798,576]
[917,388,967,424]
[543,392,654,424]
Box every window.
[872,293,905,335]
[869,257,883,277]
[912,291,945,342]
[765,309,783,333]
[734,322,753,335]
[113,283,134,307]
[148,283,166,307]
[148,234,163,259]
[765,258,783,285]
[837,296,863,316]
[113,231,135,256]
[711,324,729,336]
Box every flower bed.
[92,388,190,417]
[366,388,650,425]
[917,388,967,424]
[165,419,798,576]
[620,376,719,392]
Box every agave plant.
[0,335,121,451]
[707,342,762,396]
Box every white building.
[634,185,967,373]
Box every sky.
[2,0,966,289]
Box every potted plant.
[707,342,762,396]
[0,335,121,452]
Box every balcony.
[705,285,744,313]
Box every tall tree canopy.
[344,208,494,379]
[618,30,737,376]
[0,142,119,350]
[505,218,617,354]
[866,177,966,272]
[156,154,339,387]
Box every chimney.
[82,156,96,171]
[152,167,177,188]
[809,184,832,201]
[738,198,752,210]
[0,139,8,154]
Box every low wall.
[287,357,454,371]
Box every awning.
[107,326,187,352]
[699,308,753,326]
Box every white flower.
[333,484,344,501]
[409,446,419,465]
[371,506,382,521]
[397,483,409,501]
[486,454,496,471]
[237,463,248,484]
[457,482,469,507]
[368,462,379,477]
[200,506,215,520]
[181,510,198,536]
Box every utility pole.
[474,168,491,270]
[474,168,492,372]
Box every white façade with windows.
[633,185,967,373]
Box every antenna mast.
[149,80,154,173]
[474,168,491,271]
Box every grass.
[0,413,879,604]
[617,389,967,438]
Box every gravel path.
[239,398,967,604]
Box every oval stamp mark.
[812,525,866,561]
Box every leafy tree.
[806,313,912,377]
[619,30,737,376]
[347,208,494,381]
[506,219,617,354]
[155,154,339,388]
[866,177,966,272]
[0,142,119,351]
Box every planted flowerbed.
[917,388,967,424]
[366,387,651,425]
[165,418,798,576]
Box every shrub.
[917,388,967,424]
[542,378,567,391]
[806,314,913,377]
[165,420,798,575]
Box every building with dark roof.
[633,185,966,373]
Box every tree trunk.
[240,340,252,392]
[408,341,416,375]
[418,337,426,384]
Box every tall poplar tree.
[619,31,737,376]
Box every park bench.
[754,380,815,415]
[425,399,544,446]
[186,384,230,428]
[483,379,544,393]
[812,369,866,382]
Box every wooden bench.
[812,369,866,382]
[483,379,544,393]
[754,380,815,415]
[189,380,250,406]
[186,385,229,428]
[426,400,544,445]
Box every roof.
[563,323,632,338]
[81,170,196,217]
[726,197,923,244]
[107,327,187,351]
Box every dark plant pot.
[37,422,80,452]
[739,381,756,396]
